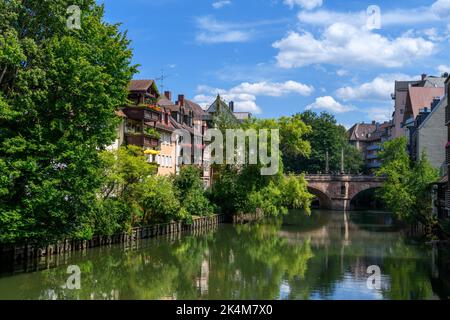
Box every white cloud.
[437,64,450,74]
[305,96,355,113]
[366,106,393,122]
[297,8,440,28]
[336,74,415,101]
[212,1,231,9]
[194,80,314,114]
[195,16,288,44]
[336,69,348,77]
[431,0,450,18]
[272,23,435,68]
[195,16,251,44]
[283,0,322,10]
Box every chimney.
[421,73,427,81]
[164,91,172,101]
[229,101,234,112]
[178,94,184,106]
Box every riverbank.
[0,214,227,267]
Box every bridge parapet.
[304,174,385,183]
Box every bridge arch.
[307,186,332,210]
[349,187,384,210]
[304,174,385,211]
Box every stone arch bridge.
[304,174,385,211]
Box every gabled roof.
[417,94,446,131]
[348,123,377,141]
[206,95,235,116]
[404,86,444,122]
[185,99,207,118]
[128,80,155,92]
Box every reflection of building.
[196,257,209,295]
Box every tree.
[0,0,136,243]
[173,166,213,218]
[286,111,364,174]
[209,117,313,217]
[376,137,438,228]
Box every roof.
[128,80,155,92]
[157,95,175,107]
[404,87,445,122]
[417,94,447,131]
[206,95,232,114]
[348,123,377,141]
[414,76,446,88]
[395,80,420,92]
[185,99,207,118]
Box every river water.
[0,210,449,300]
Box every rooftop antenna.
[155,69,170,91]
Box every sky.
[101,0,450,128]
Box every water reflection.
[0,210,449,300]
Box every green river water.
[0,210,450,300]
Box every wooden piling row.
[0,214,227,269]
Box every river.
[0,210,449,300]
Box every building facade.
[410,96,447,170]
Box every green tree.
[173,166,213,218]
[98,146,157,232]
[377,137,438,228]
[0,0,136,243]
[286,111,363,174]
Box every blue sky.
[101,0,450,128]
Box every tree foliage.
[209,116,314,217]
[0,0,136,244]
[376,137,438,227]
[285,111,364,174]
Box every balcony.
[366,144,381,151]
[123,105,161,123]
[366,153,378,160]
[445,189,450,210]
[366,161,381,169]
[125,133,159,148]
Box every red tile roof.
[404,87,444,122]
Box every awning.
[144,149,160,155]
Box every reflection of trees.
[0,224,314,300]
[0,210,447,300]
[381,240,433,300]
